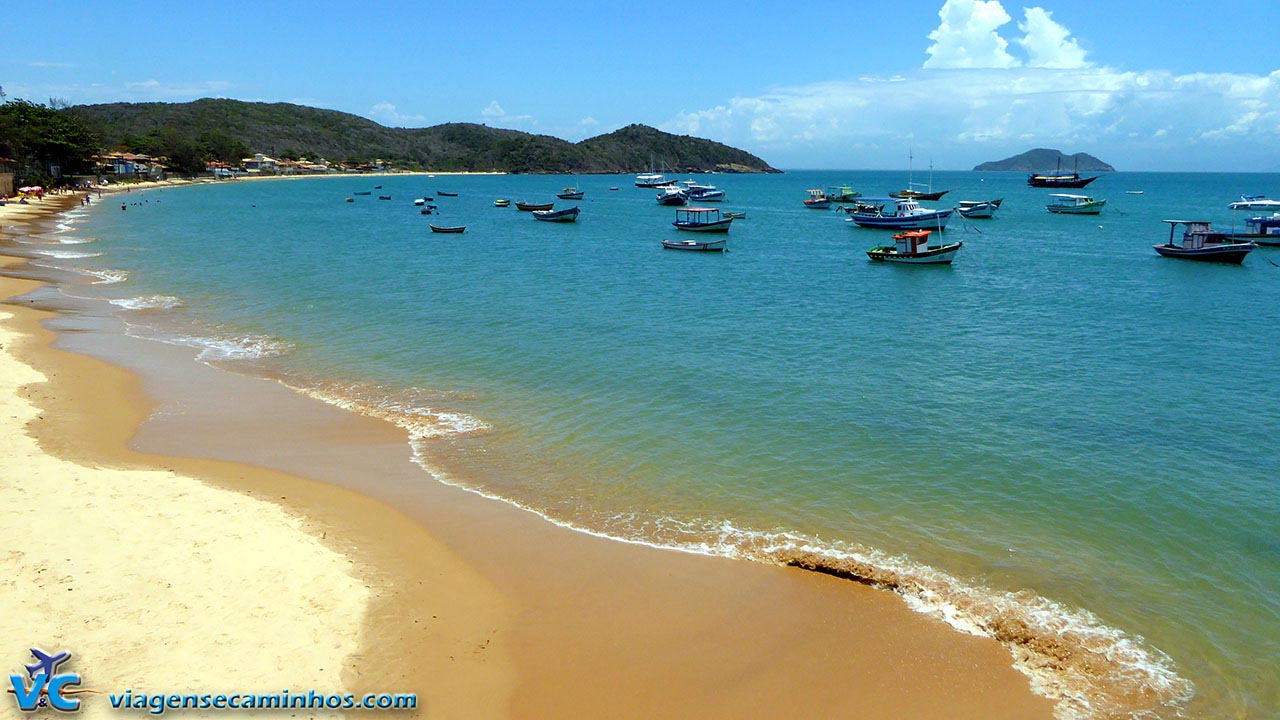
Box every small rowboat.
[515,201,555,211]
[661,238,727,252]
[533,207,581,222]
[437,191,459,197]
[429,224,466,234]
[494,199,511,207]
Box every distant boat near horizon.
[1046,193,1106,214]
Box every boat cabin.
[1164,220,1230,249]
[892,230,934,253]
[1245,213,1280,236]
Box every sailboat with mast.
[1027,156,1099,188]
[890,151,949,201]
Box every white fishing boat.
[1046,194,1107,214]
[957,198,1003,219]
[846,197,952,230]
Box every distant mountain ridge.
[66,99,780,174]
[974,148,1115,173]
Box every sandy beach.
[1,188,1057,718]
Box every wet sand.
[1,190,1055,718]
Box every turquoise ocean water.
[29,171,1280,718]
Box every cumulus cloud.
[369,102,425,126]
[1017,8,1088,68]
[661,68,1280,170]
[924,0,1017,69]
[661,2,1280,170]
[479,100,534,127]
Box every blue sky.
[5,0,1279,171]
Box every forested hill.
[67,99,779,174]
[974,148,1115,172]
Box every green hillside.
[66,99,779,174]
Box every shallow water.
[38,171,1280,718]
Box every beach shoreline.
[1,186,1060,718]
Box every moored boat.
[1028,172,1099,188]
[686,184,726,202]
[846,197,952,230]
[656,187,689,206]
[723,211,747,220]
[429,224,466,234]
[1046,194,1106,214]
[1224,213,1280,246]
[803,188,831,209]
[494,199,510,207]
[672,207,733,233]
[515,201,555,211]
[635,162,676,188]
[957,198,1003,219]
[661,238,727,252]
[1227,195,1280,211]
[556,187,585,200]
[827,185,862,203]
[866,229,961,264]
[1154,220,1255,263]
[532,206,581,222]
[437,191,459,197]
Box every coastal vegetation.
[63,98,779,176]
[974,148,1115,172]
[0,89,101,188]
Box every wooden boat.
[846,197,953,230]
[377,195,392,200]
[827,185,862,202]
[891,153,949,200]
[1154,220,1254,263]
[1224,212,1280,246]
[533,206,581,222]
[866,229,961,264]
[803,188,831,209]
[494,199,510,207]
[437,191,459,197]
[656,187,689,206]
[686,184,726,202]
[429,224,466,234]
[515,201,555,211]
[419,204,438,214]
[1028,158,1098,188]
[661,238,727,252]
[723,211,747,220]
[556,187,585,200]
[672,207,733,233]
[1046,194,1106,214]
[890,188,949,201]
[957,198,1003,219]
[353,191,372,196]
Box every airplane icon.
[24,649,71,679]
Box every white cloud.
[661,68,1280,170]
[368,102,425,126]
[1017,8,1088,68]
[924,0,1018,69]
[481,100,505,118]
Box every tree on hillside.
[0,98,100,186]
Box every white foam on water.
[109,295,185,311]
[30,248,102,259]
